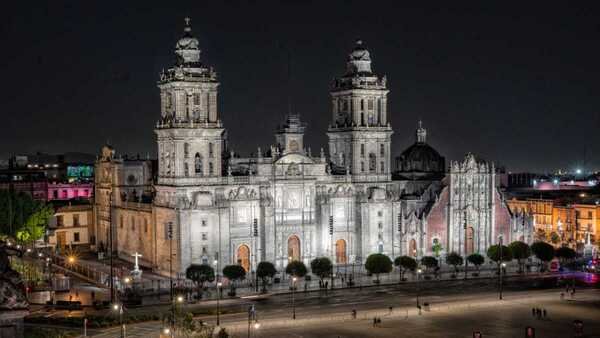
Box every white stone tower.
[155,18,225,183]
[327,40,392,180]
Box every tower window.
[369,153,376,173]
[209,162,214,175]
[360,144,365,157]
[381,161,385,173]
[209,143,214,158]
[360,99,364,111]
[184,163,189,177]
[360,113,365,126]
[194,153,203,175]
[193,93,201,105]
[368,99,374,110]
[368,113,374,126]
[380,144,384,156]
[361,161,365,172]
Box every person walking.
[543,309,547,319]
[389,306,393,314]
[373,317,377,327]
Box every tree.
[185,264,214,300]
[256,261,277,293]
[310,257,333,283]
[445,252,463,274]
[467,253,484,273]
[555,246,577,263]
[394,256,416,281]
[531,241,555,271]
[508,241,531,273]
[222,265,246,296]
[16,203,53,244]
[431,240,443,258]
[285,261,307,278]
[364,254,393,283]
[486,245,512,263]
[0,191,37,238]
[420,256,438,275]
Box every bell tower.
[327,40,392,180]
[155,18,225,183]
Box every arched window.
[194,153,203,175]
[369,153,376,173]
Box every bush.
[365,254,393,282]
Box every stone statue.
[0,242,28,310]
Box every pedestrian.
[531,308,535,317]
[543,309,547,318]
[373,317,377,327]
[560,292,564,300]
[325,281,329,289]
[389,306,393,314]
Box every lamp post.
[416,268,422,310]
[113,303,125,338]
[292,276,297,319]
[498,236,504,300]
[216,282,222,326]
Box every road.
[88,278,600,337]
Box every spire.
[416,120,427,144]
[175,17,200,65]
[346,38,372,75]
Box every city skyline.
[2,2,599,172]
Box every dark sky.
[2,1,599,173]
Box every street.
[87,279,600,337]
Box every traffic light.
[253,218,258,237]
[329,216,333,235]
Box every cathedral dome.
[395,121,445,178]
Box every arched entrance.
[335,239,347,264]
[287,235,301,262]
[237,245,250,272]
[409,239,417,257]
[465,227,474,255]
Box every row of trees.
[184,240,579,299]
[0,190,53,244]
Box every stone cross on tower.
[184,17,191,26]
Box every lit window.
[74,232,80,242]
[202,233,208,241]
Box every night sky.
[2,1,599,173]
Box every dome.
[396,143,445,173]
[346,39,372,75]
[395,121,445,178]
[174,18,201,66]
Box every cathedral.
[94,20,532,277]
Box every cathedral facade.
[94,21,532,277]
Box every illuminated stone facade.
[94,20,531,276]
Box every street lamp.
[292,276,297,319]
[416,268,422,311]
[177,295,184,303]
[113,303,125,338]
[216,282,222,326]
[500,262,506,300]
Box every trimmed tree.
[508,241,531,273]
[420,256,438,277]
[394,256,417,281]
[285,261,308,278]
[446,252,463,275]
[222,265,246,296]
[555,246,577,264]
[550,232,561,245]
[185,264,215,300]
[486,245,512,263]
[256,261,277,293]
[365,253,393,283]
[531,241,555,271]
[310,257,333,285]
[467,253,485,274]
